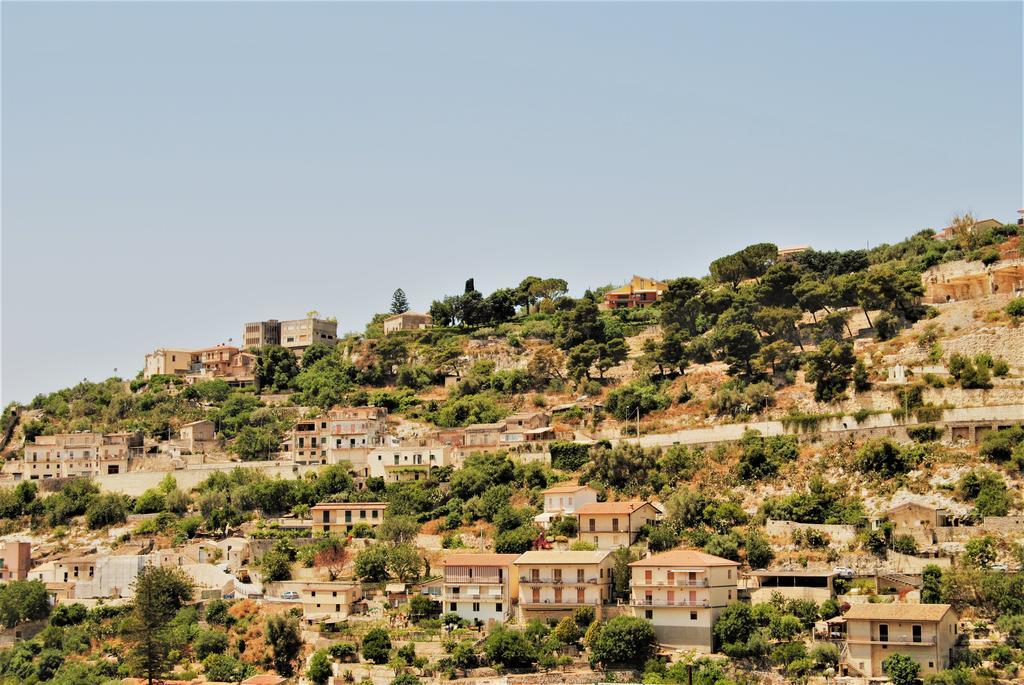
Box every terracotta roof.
[844,603,953,622]
[440,554,520,567]
[310,501,387,509]
[242,676,288,685]
[542,483,592,494]
[575,501,654,515]
[629,549,740,568]
[465,423,505,431]
[515,550,611,565]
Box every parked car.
[832,566,855,577]
[281,590,300,600]
[989,563,1008,573]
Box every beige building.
[144,348,197,378]
[178,420,217,454]
[604,275,669,309]
[367,445,450,482]
[840,603,959,678]
[20,431,143,480]
[0,542,32,581]
[515,550,613,621]
[629,549,740,652]
[747,569,835,605]
[535,483,599,528]
[922,257,1024,303]
[280,316,337,355]
[575,501,660,549]
[464,423,505,447]
[441,554,519,625]
[383,312,433,335]
[301,582,363,629]
[285,406,389,465]
[310,502,387,534]
[243,319,281,349]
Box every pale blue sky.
[2,1,1021,404]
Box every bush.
[856,438,920,478]
[307,649,333,685]
[588,615,656,667]
[550,442,591,471]
[194,628,229,660]
[362,626,393,664]
[203,653,251,682]
[874,312,900,340]
[604,380,671,421]
[1006,297,1024,319]
[883,653,920,685]
[483,625,536,669]
[85,493,128,529]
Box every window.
[879,624,889,642]
[929,662,934,669]
[372,510,379,519]
[472,602,480,612]
[690,611,697,621]
[450,602,457,611]
[496,603,503,612]
[645,609,653,619]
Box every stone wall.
[765,520,859,546]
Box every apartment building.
[0,542,31,581]
[20,431,143,480]
[301,582,363,629]
[441,554,519,625]
[243,319,281,349]
[839,603,959,678]
[50,553,151,599]
[280,317,338,355]
[310,502,387,534]
[383,312,433,335]
[534,484,599,528]
[500,412,555,444]
[286,407,389,464]
[628,549,740,652]
[575,501,660,549]
[464,423,505,447]
[143,348,197,378]
[604,275,668,309]
[515,550,613,621]
[367,445,450,482]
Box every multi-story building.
[285,407,389,465]
[464,423,505,447]
[280,316,338,355]
[300,582,363,630]
[382,312,433,335]
[367,445,450,482]
[603,275,668,309]
[243,319,281,349]
[534,484,599,529]
[839,603,959,678]
[440,554,519,625]
[514,550,613,621]
[628,549,740,652]
[575,501,660,549]
[310,502,387,534]
[143,348,198,378]
[20,431,143,480]
[0,541,31,581]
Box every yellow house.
[841,603,959,678]
[604,276,668,309]
[575,501,659,549]
[629,549,739,652]
[310,502,387,533]
[515,550,614,621]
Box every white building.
[440,554,519,626]
[367,445,451,482]
[534,483,599,528]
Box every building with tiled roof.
[839,603,959,678]
[440,554,520,625]
[575,500,659,549]
[514,550,613,622]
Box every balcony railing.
[633,578,709,587]
[520,577,600,585]
[520,599,596,607]
[630,598,710,608]
[444,576,504,585]
[849,636,936,646]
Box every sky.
[2,1,1021,404]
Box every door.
[531,588,540,603]
[577,589,585,604]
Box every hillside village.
[3,212,1024,685]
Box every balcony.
[520,599,595,608]
[848,636,936,646]
[444,576,504,585]
[519,576,600,585]
[633,578,709,588]
[630,597,710,608]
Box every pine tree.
[390,288,410,314]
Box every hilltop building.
[604,276,668,309]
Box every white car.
[832,566,855,577]
[281,591,300,600]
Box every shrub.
[1006,297,1024,319]
[874,312,900,340]
[362,627,393,664]
[883,653,920,685]
[588,615,656,667]
[549,442,591,471]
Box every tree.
[391,288,411,315]
[713,602,755,649]
[963,535,997,568]
[745,529,775,569]
[266,613,302,675]
[232,425,281,461]
[588,615,656,667]
[314,539,349,581]
[553,616,582,646]
[254,345,300,392]
[307,649,333,685]
[378,515,420,545]
[712,323,762,379]
[203,653,252,682]
[0,579,50,629]
[921,565,943,604]
[194,628,229,660]
[259,549,292,582]
[128,566,194,685]
[363,626,393,664]
[85,493,128,529]
[804,339,856,402]
[882,653,920,685]
[483,625,536,668]
[355,545,390,582]
[387,543,422,583]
